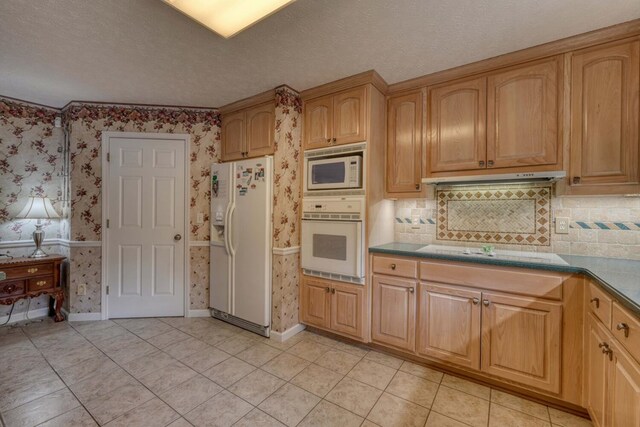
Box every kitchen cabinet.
[428,76,487,172]
[386,90,424,194]
[427,57,561,175]
[371,274,416,351]
[221,102,275,161]
[300,277,331,329]
[481,291,562,393]
[486,58,560,169]
[300,276,365,341]
[585,314,609,427]
[416,282,481,369]
[569,38,640,193]
[304,86,367,150]
[609,339,640,426]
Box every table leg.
[53,291,65,322]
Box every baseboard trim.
[270,323,306,342]
[64,310,102,321]
[188,309,211,318]
[0,307,50,324]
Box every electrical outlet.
[197,212,204,224]
[555,217,570,234]
[77,283,87,296]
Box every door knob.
[174,234,182,241]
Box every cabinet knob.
[599,342,609,349]
[415,184,420,190]
[326,138,331,144]
[332,138,337,142]
[331,288,336,294]
[590,297,600,308]
[602,346,613,361]
[572,176,581,184]
[472,298,480,305]
[325,287,330,293]
[482,299,490,307]
[27,268,38,274]
[390,263,396,270]
[3,284,16,293]
[36,280,47,287]
[617,322,630,338]
[487,160,494,167]
[479,160,485,167]
[409,287,415,293]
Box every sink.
[416,244,569,266]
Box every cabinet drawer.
[420,261,564,300]
[586,282,612,328]
[372,256,417,278]
[612,302,640,363]
[0,280,26,298]
[27,277,54,292]
[2,264,53,280]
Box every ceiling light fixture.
[162,0,296,38]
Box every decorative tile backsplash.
[436,184,551,246]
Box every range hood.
[422,170,566,186]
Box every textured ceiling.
[1,0,639,108]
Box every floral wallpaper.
[272,86,302,249]
[63,103,221,242]
[190,246,210,310]
[271,252,300,332]
[0,98,64,242]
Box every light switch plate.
[77,283,87,296]
[0,271,5,281]
[555,217,570,234]
[197,212,205,224]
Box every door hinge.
[106,286,109,295]
[106,219,110,228]
[107,152,110,162]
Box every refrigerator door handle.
[223,202,232,256]
[227,202,236,257]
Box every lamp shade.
[15,196,60,219]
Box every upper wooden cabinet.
[386,90,424,194]
[304,86,367,150]
[428,76,487,172]
[427,57,562,175]
[221,102,275,162]
[487,58,560,169]
[569,38,640,193]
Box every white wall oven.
[306,154,362,191]
[301,197,364,284]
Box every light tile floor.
[0,317,593,427]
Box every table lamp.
[15,196,60,258]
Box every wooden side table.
[0,255,66,322]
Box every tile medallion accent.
[437,184,552,246]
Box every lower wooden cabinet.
[481,292,562,394]
[585,313,640,427]
[416,282,481,369]
[300,276,365,340]
[371,274,416,351]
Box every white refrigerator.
[210,157,272,337]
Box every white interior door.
[106,134,186,318]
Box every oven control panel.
[302,197,364,215]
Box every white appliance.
[210,157,272,337]
[301,197,365,284]
[306,155,362,190]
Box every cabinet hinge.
[106,286,109,295]
[106,152,110,162]
[106,219,110,228]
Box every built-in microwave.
[306,155,362,191]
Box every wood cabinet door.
[481,292,562,393]
[221,111,245,162]
[416,283,481,369]
[333,87,367,145]
[387,91,424,193]
[245,102,275,158]
[300,277,330,329]
[585,314,610,427]
[371,275,416,351]
[570,39,640,188]
[330,282,364,339]
[428,77,487,172]
[487,58,560,168]
[609,340,640,427]
[304,95,333,150]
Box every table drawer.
[27,277,55,292]
[2,264,54,280]
[612,302,640,363]
[372,256,418,278]
[586,282,612,328]
[0,280,26,298]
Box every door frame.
[101,131,191,320]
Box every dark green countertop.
[369,242,640,316]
